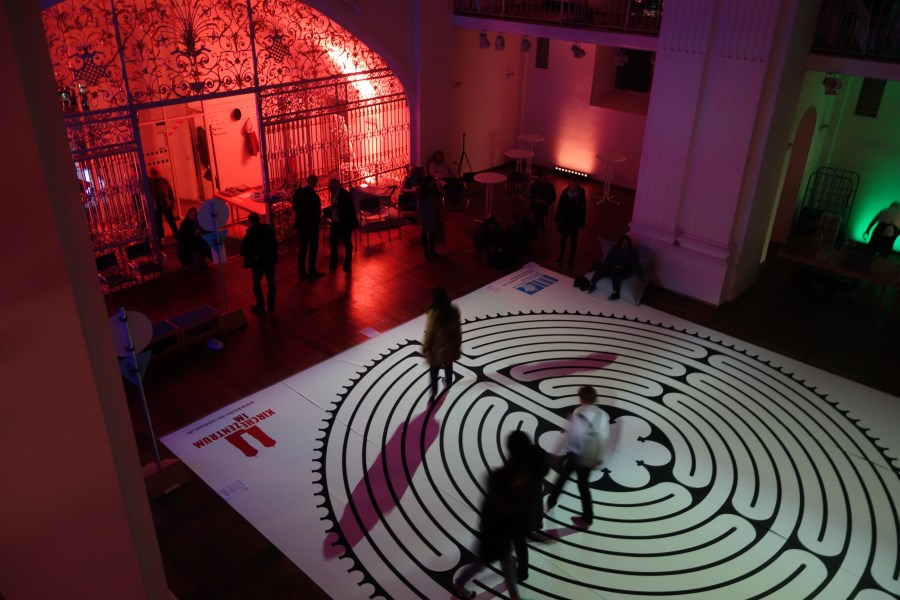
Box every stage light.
[479,31,490,49]
[571,43,586,59]
[554,166,590,179]
[520,36,531,52]
[495,33,505,51]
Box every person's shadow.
[323,390,447,559]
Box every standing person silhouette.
[327,178,359,273]
[529,172,556,234]
[418,175,443,260]
[148,167,178,243]
[422,287,462,403]
[555,179,587,267]
[293,173,324,280]
[240,212,279,314]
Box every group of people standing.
[237,174,360,315]
[292,174,359,278]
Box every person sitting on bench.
[588,235,644,300]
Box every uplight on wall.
[479,31,490,49]
[571,43,586,59]
[554,166,590,179]
[495,33,506,51]
[521,36,532,52]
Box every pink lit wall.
[450,31,647,186]
[450,29,525,172]
[521,40,645,188]
[1,2,167,598]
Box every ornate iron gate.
[67,109,150,251]
[260,69,409,192]
[41,0,410,284]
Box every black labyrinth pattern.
[313,312,900,599]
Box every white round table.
[595,152,626,206]
[474,171,507,218]
[517,133,545,151]
[504,148,535,175]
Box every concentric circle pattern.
[314,311,899,599]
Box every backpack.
[575,410,606,469]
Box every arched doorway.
[41,0,410,274]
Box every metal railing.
[454,0,663,35]
[812,0,900,62]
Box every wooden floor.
[117,168,900,599]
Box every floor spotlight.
[479,31,490,49]
[571,43,586,59]
[495,34,505,51]
[521,36,531,52]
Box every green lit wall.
[826,78,900,245]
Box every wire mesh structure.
[794,167,859,246]
[41,0,410,273]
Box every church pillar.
[630,0,821,304]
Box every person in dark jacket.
[148,167,178,243]
[528,172,556,234]
[292,173,324,280]
[422,287,462,403]
[511,432,549,583]
[588,235,644,300]
[452,431,543,600]
[176,206,211,269]
[326,178,359,273]
[240,212,279,314]
[555,179,587,266]
[418,175,442,259]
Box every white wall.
[450,29,524,172]
[522,40,645,188]
[450,32,647,187]
[825,78,900,238]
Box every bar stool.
[595,151,626,206]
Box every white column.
[0,1,168,597]
[630,0,819,304]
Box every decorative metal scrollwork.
[40,0,410,258]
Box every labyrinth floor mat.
[161,264,900,600]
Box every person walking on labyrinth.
[545,385,609,528]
